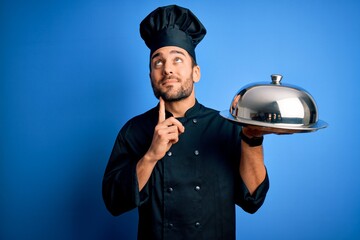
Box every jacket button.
[195,186,201,191]
[195,222,200,227]
[194,150,199,156]
[167,151,172,157]
[169,223,173,228]
[192,118,198,124]
[167,187,173,193]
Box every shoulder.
[198,103,231,122]
[197,102,241,132]
[129,107,158,125]
[120,106,158,137]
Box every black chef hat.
[140,5,206,63]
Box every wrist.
[240,129,264,147]
[141,151,159,165]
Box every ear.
[193,65,201,83]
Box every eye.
[174,57,183,63]
[153,59,163,67]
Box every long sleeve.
[102,108,157,216]
[235,169,270,214]
[102,128,142,216]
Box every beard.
[151,74,194,102]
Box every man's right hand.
[146,97,185,162]
[136,97,185,191]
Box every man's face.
[149,46,200,102]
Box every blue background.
[2,0,360,239]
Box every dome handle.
[271,74,283,85]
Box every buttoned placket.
[192,118,202,230]
[164,148,174,232]
[163,116,203,234]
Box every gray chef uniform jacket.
[102,100,269,240]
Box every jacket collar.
[158,99,202,119]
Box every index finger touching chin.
[158,97,166,124]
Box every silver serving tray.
[220,110,328,133]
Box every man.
[103,5,269,239]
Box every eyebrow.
[151,50,186,60]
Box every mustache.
[160,76,180,84]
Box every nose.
[163,61,173,75]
